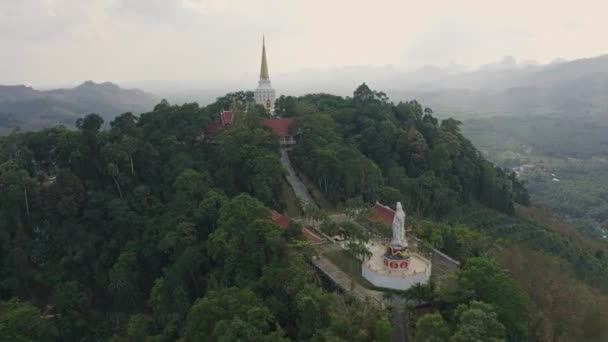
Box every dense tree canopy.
[286,86,528,217]
[0,93,395,341]
[0,86,552,341]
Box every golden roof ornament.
[260,36,270,80]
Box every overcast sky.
[2,0,607,87]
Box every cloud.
[0,0,120,42]
[1,0,607,86]
[116,0,256,26]
[179,0,238,13]
[118,0,181,20]
[403,16,530,67]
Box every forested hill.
[282,83,530,217]
[1,85,604,341]
[278,86,607,341]
[0,93,395,341]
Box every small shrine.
[362,202,431,290]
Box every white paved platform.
[362,241,431,290]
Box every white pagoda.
[254,36,276,114]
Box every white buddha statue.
[390,202,408,248]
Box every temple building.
[254,36,276,114]
[262,117,295,146]
[270,210,325,244]
[205,36,296,145]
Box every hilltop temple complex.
[205,40,434,292]
[205,37,295,146]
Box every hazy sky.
[2,0,607,86]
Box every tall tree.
[451,301,506,342]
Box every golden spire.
[260,36,270,80]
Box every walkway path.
[280,149,315,206]
[311,255,385,308]
[281,148,434,341]
[407,235,460,278]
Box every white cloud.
[1,0,607,86]
[179,0,238,13]
[403,16,530,67]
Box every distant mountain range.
[0,81,158,134]
[398,55,608,118]
[109,54,608,122]
[4,54,608,134]
[270,54,608,119]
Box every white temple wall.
[361,263,431,291]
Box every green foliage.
[464,113,608,160]
[126,314,155,340]
[411,255,529,342]
[183,287,285,342]
[0,98,379,340]
[288,84,527,216]
[415,221,485,260]
[209,194,286,285]
[50,280,90,338]
[374,316,394,342]
[0,298,55,341]
[415,313,450,342]
[448,204,608,289]
[210,124,284,207]
[451,301,506,342]
[0,88,538,341]
[524,158,608,236]
[207,91,257,117]
[456,257,529,341]
[463,113,608,234]
[76,113,104,132]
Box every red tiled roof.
[220,111,234,125]
[302,227,324,244]
[262,118,294,137]
[369,202,395,224]
[271,210,290,229]
[205,116,294,138]
[205,123,222,135]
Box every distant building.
[271,210,290,229]
[270,210,325,244]
[262,118,295,146]
[205,112,296,146]
[254,37,276,114]
[219,110,234,125]
[369,202,397,224]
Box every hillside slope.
[0,81,158,133]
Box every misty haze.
[1,1,607,341]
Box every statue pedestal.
[385,244,411,269]
[362,240,431,291]
[383,255,411,270]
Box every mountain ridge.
[0,81,159,134]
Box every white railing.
[280,136,296,145]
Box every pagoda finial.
[260,35,270,80]
[230,97,238,112]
